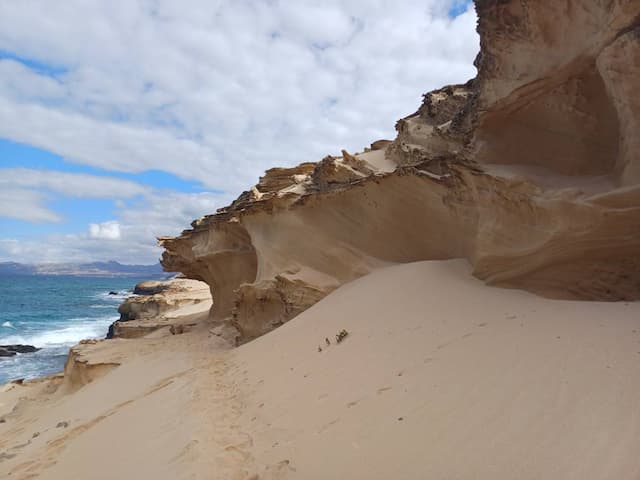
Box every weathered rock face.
[62,340,121,391]
[132,280,172,295]
[108,278,212,339]
[161,0,640,343]
[470,0,640,181]
[458,0,640,297]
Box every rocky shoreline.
[0,275,218,395]
[0,345,40,357]
[106,277,213,339]
[0,277,212,378]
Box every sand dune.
[2,260,639,479]
[232,260,640,479]
[0,332,200,479]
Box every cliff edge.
[160,0,640,343]
[108,278,212,339]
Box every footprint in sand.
[260,459,295,479]
[170,440,200,463]
[318,418,340,433]
[224,445,250,461]
[0,452,16,462]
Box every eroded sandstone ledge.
[108,278,212,339]
[160,0,640,343]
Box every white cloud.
[0,1,479,193]
[89,221,121,240]
[0,168,150,224]
[0,59,65,101]
[0,188,61,223]
[0,168,149,198]
[0,1,480,263]
[0,164,234,261]
[0,189,234,263]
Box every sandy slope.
[1,260,639,479]
[232,260,640,479]
[0,332,199,480]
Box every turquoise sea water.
[0,275,150,385]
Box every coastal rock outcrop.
[108,278,212,339]
[62,340,121,391]
[160,0,640,343]
[0,345,40,357]
[132,279,173,295]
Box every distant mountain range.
[0,260,166,277]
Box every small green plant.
[336,329,349,343]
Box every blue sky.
[0,49,68,77]
[0,0,478,264]
[448,0,472,17]
[0,138,208,237]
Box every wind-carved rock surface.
[108,278,212,339]
[62,340,121,391]
[161,0,640,343]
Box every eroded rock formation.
[108,278,212,339]
[161,0,640,343]
[62,340,121,391]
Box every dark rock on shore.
[132,280,171,296]
[106,323,117,340]
[0,344,40,357]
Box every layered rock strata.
[62,339,122,391]
[108,278,212,339]
[161,0,640,343]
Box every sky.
[0,0,479,265]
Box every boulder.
[132,280,171,296]
[0,345,40,357]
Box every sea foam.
[1,276,144,384]
[0,316,118,348]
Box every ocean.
[0,275,149,385]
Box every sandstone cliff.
[108,278,212,339]
[160,0,640,343]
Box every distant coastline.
[0,260,165,278]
